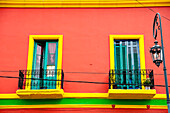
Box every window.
[114,40,141,89]
[16,35,64,99]
[108,35,156,99]
[26,35,63,90]
[109,35,146,89]
[32,41,58,89]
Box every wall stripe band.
[0,0,170,8]
[0,99,167,105]
[0,105,168,109]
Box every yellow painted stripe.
[63,93,108,98]
[138,35,146,89]
[109,36,115,89]
[115,105,168,109]
[0,0,170,8]
[57,36,63,89]
[26,36,34,90]
[0,104,112,109]
[109,36,114,70]
[150,105,168,109]
[115,105,147,109]
[31,35,63,40]
[0,93,170,99]
[0,104,168,109]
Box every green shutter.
[114,40,141,89]
[115,45,121,88]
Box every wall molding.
[0,93,168,99]
[0,104,168,109]
[0,94,168,109]
[0,0,170,8]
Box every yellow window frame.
[109,35,146,89]
[26,35,63,90]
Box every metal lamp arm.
[153,13,170,113]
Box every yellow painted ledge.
[153,94,167,99]
[108,89,156,99]
[0,94,20,99]
[16,89,64,99]
[0,0,170,8]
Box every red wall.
[0,7,170,93]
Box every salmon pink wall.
[0,7,170,93]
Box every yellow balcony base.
[16,89,64,99]
[108,89,156,99]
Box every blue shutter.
[32,41,58,90]
[44,41,58,89]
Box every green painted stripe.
[0,99,167,106]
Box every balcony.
[16,69,64,99]
[108,69,156,99]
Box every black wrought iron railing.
[18,69,64,90]
[109,69,154,89]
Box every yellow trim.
[63,93,108,98]
[139,35,146,90]
[115,105,147,109]
[16,89,64,99]
[0,104,168,109]
[26,35,63,90]
[0,104,112,109]
[26,36,34,89]
[1,93,169,99]
[108,89,156,99]
[153,94,167,99]
[109,35,146,89]
[57,36,63,89]
[0,94,20,99]
[109,36,115,70]
[150,105,168,109]
[116,105,167,109]
[0,0,170,8]
[109,37,115,89]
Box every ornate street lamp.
[150,40,162,67]
[150,13,170,113]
